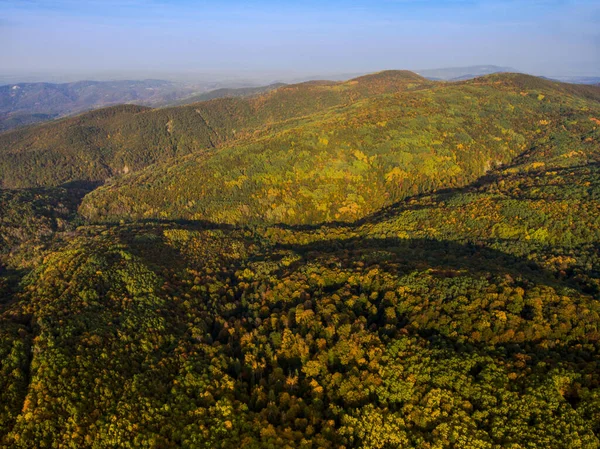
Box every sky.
[1,0,599,81]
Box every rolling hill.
[0,79,203,132]
[79,73,600,225]
[1,69,600,448]
[0,70,431,189]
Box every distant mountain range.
[544,76,600,85]
[0,79,200,132]
[1,65,598,133]
[415,65,517,81]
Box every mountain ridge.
[78,72,600,225]
[0,70,435,189]
[1,68,600,448]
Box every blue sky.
[1,0,598,79]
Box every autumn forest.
[1,70,600,448]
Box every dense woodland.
[0,71,428,189]
[0,71,599,448]
[80,74,600,224]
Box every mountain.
[1,69,600,447]
[416,65,517,80]
[79,73,600,225]
[548,76,600,85]
[0,79,201,132]
[0,70,431,188]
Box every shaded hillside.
[0,79,199,132]
[1,141,600,447]
[80,73,600,225]
[0,71,431,189]
[0,187,89,270]
[0,105,150,188]
[0,112,58,133]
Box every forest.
[0,71,599,448]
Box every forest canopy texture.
[0,71,600,448]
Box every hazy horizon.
[1,0,599,83]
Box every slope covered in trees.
[172,83,287,106]
[80,73,600,225]
[1,138,600,447]
[0,71,429,189]
[0,70,599,448]
[0,79,201,132]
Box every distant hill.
[547,76,600,85]
[0,79,199,132]
[416,65,517,80]
[173,83,287,106]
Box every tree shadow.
[100,217,238,231]
[270,236,586,295]
[355,161,600,226]
[58,180,104,190]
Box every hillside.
[80,73,600,225]
[173,83,286,106]
[0,71,431,188]
[1,134,600,446]
[0,112,58,132]
[0,104,151,188]
[1,70,600,447]
[0,79,201,132]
